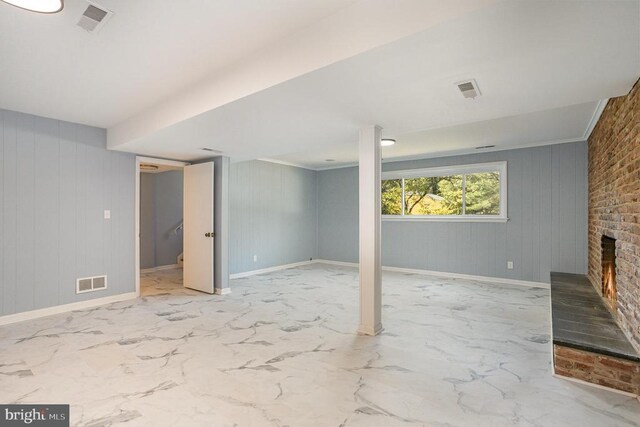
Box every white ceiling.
[0,0,357,127]
[2,1,639,169]
[107,0,497,148]
[275,101,606,169]
[108,0,640,168]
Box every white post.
[358,125,383,336]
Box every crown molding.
[583,98,609,140]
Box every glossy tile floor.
[1,264,639,426]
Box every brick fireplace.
[551,79,640,396]
[588,78,640,353]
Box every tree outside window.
[381,164,503,218]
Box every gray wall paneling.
[317,142,588,283]
[317,166,359,264]
[552,142,589,274]
[213,156,230,291]
[0,109,136,316]
[153,170,184,267]
[229,160,317,274]
[0,106,589,317]
[139,170,184,269]
[139,173,156,269]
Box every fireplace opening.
[601,235,617,310]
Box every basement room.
[0,0,639,425]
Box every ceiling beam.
[107,0,498,150]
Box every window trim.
[381,161,508,222]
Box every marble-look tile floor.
[1,265,639,426]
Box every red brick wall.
[554,345,640,395]
[588,79,640,353]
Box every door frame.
[135,156,190,296]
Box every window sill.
[382,216,509,223]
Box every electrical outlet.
[507,261,514,270]
[253,255,257,262]
[104,210,111,219]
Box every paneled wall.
[140,173,156,269]
[0,109,135,316]
[229,160,317,274]
[155,171,184,267]
[317,142,588,283]
[0,106,589,316]
[140,170,184,269]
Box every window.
[381,161,507,221]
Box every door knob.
[205,232,215,237]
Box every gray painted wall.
[140,170,184,269]
[0,105,588,318]
[317,142,588,283]
[0,109,136,316]
[213,156,230,290]
[140,173,156,269]
[229,160,317,274]
[154,171,184,267]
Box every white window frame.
[382,161,508,222]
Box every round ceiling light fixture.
[1,0,63,13]
[381,139,396,147]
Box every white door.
[183,162,215,293]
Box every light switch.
[104,210,111,219]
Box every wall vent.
[76,275,108,294]
[456,79,481,99]
[77,2,113,33]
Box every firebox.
[601,235,617,310]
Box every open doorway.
[135,157,189,296]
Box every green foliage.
[381,179,402,214]
[465,172,500,215]
[405,176,461,215]
[381,172,500,216]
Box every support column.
[213,156,230,295]
[357,125,383,336]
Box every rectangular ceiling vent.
[76,275,108,294]
[77,2,113,33]
[456,79,481,99]
[200,147,223,154]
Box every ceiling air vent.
[200,148,223,154]
[456,79,481,99]
[77,2,112,33]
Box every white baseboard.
[141,264,180,273]
[230,260,315,279]
[313,259,550,289]
[229,258,548,289]
[214,288,232,295]
[0,292,138,326]
[314,259,359,268]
